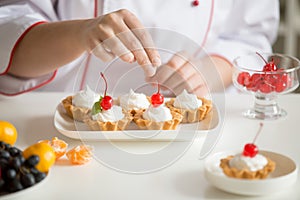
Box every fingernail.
[123,53,135,63]
[152,57,161,67]
[143,64,156,77]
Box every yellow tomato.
[23,142,56,173]
[0,121,18,145]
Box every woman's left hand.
[146,51,209,96]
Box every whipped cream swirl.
[174,89,202,110]
[92,105,124,122]
[143,105,172,122]
[119,89,150,111]
[229,153,268,172]
[72,86,100,108]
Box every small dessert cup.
[62,96,90,122]
[133,108,183,130]
[232,53,300,120]
[165,97,212,123]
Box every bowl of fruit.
[232,52,300,120]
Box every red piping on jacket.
[0,21,60,96]
[194,0,214,57]
[0,21,47,76]
[79,0,99,90]
[0,71,57,96]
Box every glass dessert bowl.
[232,53,300,120]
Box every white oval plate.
[204,150,298,196]
[54,101,219,141]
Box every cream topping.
[92,105,124,122]
[142,105,172,122]
[72,86,100,108]
[119,89,150,110]
[229,153,268,172]
[173,89,202,110]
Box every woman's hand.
[81,9,161,77]
[146,51,209,96]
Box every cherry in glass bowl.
[232,53,300,120]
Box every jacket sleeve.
[0,2,57,96]
[205,0,280,63]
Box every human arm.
[8,9,161,78]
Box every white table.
[0,92,299,200]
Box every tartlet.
[84,107,133,131]
[62,86,99,122]
[133,105,183,130]
[220,154,276,179]
[117,89,150,116]
[165,90,212,123]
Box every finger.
[181,73,207,94]
[166,51,190,68]
[132,29,161,67]
[102,35,135,63]
[122,10,161,67]
[92,43,116,62]
[193,85,209,97]
[116,25,156,77]
[146,64,177,88]
[98,23,135,63]
[157,51,190,84]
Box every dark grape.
[7,179,23,193]
[0,141,6,149]
[3,143,11,151]
[21,173,35,188]
[9,157,22,171]
[0,150,10,160]
[25,155,39,167]
[8,147,22,157]
[0,178,4,189]
[34,172,46,183]
[0,158,9,169]
[5,169,17,180]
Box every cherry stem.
[252,122,263,144]
[256,52,268,64]
[100,72,108,96]
[157,82,160,94]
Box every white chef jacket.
[0,0,279,96]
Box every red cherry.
[281,72,292,87]
[256,52,277,71]
[275,80,287,92]
[151,83,164,107]
[264,74,277,86]
[263,61,277,72]
[243,143,258,157]
[100,72,113,110]
[101,96,113,110]
[243,123,263,158]
[237,72,250,86]
[259,82,274,93]
[246,73,263,92]
[192,0,199,6]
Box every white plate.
[204,150,298,196]
[0,172,48,200]
[54,102,219,141]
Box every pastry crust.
[133,109,183,130]
[83,110,133,131]
[116,96,151,117]
[220,155,276,179]
[61,96,90,122]
[165,97,212,123]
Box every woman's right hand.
[81,9,161,77]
